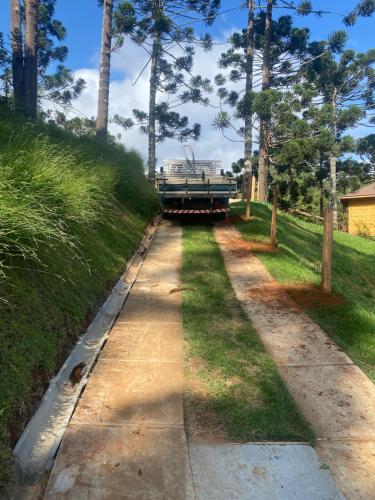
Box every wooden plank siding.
[347,198,375,236]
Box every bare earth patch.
[285,284,346,310]
[244,283,345,312]
[184,357,228,443]
[224,215,244,225]
[222,235,278,256]
[223,220,345,311]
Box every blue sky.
[1,1,373,166]
[1,1,373,76]
[55,1,372,70]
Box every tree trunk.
[258,122,268,201]
[148,34,159,183]
[96,0,113,140]
[321,208,333,293]
[329,153,338,229]
[244,0,255,220]
[24,0,38,119]
[10,0,24,112]
[330,89,338,229]
[258,0,272,202]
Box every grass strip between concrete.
[181,224,313,443]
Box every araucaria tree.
[257,0,272,202]
[10,0,24,110]
[8,0,85,118]
[357,134,375,177]
[96,0,114,140]
[304,37,375,227]
[114,0,220,182]
[213,1,260,215]
[243,0,255,219]
[24,0,38,118]
[213,5,310,212]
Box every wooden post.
[270,189,279,249]
[245,172,251,220]
[251,175,256,201]
[321,208,333,293]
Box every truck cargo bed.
[156,159,237,217]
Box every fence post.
[271,189,279,249]
[245,173,251,220]
[321,208,333,293]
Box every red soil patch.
[184,357,228,443]
[220,228,345,311]
[224,238,278,257]
[243,241,278,254]
[242,281,345,312]
[226,214,271,226]
[245,283,302,313]
[220,218,278,255]
[285,284,346,310]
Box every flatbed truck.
[156,159,237,217]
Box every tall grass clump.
[0,133,115,279]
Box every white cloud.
[69,34,245,171]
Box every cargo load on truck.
[156,157,237,217]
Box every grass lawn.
[231,201,375,383]
[181,225,313,442]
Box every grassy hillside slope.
[231,202,375,383]
[0,105,157,484]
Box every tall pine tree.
[24,0,38,118]
[114,0,220,181]
[7,0,85,118]
[304,36,375,227]
[10,0,24,111]
[96,0,113,140]
[213,8,310,209]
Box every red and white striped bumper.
[163,208,228,215]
